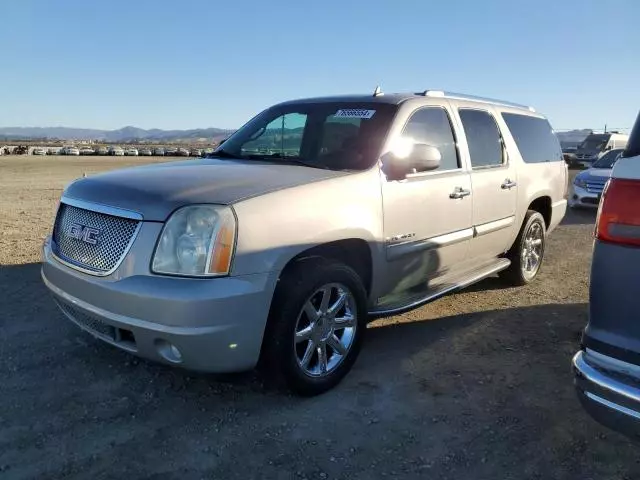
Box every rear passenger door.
[456,108,518,261]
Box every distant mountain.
[0,126,235,142]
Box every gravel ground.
[1,156,638,480]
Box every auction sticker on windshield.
[333,109,376,119]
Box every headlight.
[574,177,587,189]
[152,205,236,277]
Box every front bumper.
[569,184,601,208]
[573,349,640,439]
[41,236,278,373]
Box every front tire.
[260,258,368,396]
[500,210,546,286]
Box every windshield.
[213,102,397,170]
[578,134,610,152]
[592,149,623,168]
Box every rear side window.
[458,109,503,168]
[623,111,640,158]
[501,113,562,163]
[401,107,459,171]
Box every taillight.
[596,178,640,247]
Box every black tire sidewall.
[263,258,368,395]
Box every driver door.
[380,103,473,304]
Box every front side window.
[458,109,504,168]
[400,107,459,171]
[214,102,397,171]
[501,112,563,163]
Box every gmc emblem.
[68,223,101,245]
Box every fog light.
[155,339,183,363]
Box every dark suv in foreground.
[573,111,640,438]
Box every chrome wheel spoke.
[531,238,542,247]
[333,314,355,329]
[295,325,313,343]
[327,334,347,356]
[327,291,347,317]
[318,286,332,314]
[317,343,328,373]
[303,300,320,322]
[300,340,315,368]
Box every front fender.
[230,169,384,277]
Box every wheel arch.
[527,195,552,229]
[277,238,374,296]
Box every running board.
[368,258,511,318]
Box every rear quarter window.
[501,113,563,163]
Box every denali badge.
[68,223,101,245]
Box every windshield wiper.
[206,149,238,159]
[241,153,328,170]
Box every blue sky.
[2,0,639,131]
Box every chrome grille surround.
[51,197,142,276]
[585,179,607,194]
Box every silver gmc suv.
[41,89,568,395]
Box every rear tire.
[260,257,368,396]
[500,210,546,286]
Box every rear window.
[623,111,640,158]
[501,113,562,163]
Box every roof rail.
[419,90,535,112]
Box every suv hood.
[64,158,349,221]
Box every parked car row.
[43,146,211,157]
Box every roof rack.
[419,90,535,112]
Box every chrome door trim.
[473,215,515,237]
[386,227,473,261]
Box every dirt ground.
[1,156,638,480]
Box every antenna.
[373,85,383,97]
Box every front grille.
[57,301,116,340]
[52,203,139,274]
[585,180,606,194]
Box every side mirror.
[381,143,441,181]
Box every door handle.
[450,187,471,199]
[501,179,517,189]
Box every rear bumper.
[572,349,640,439]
